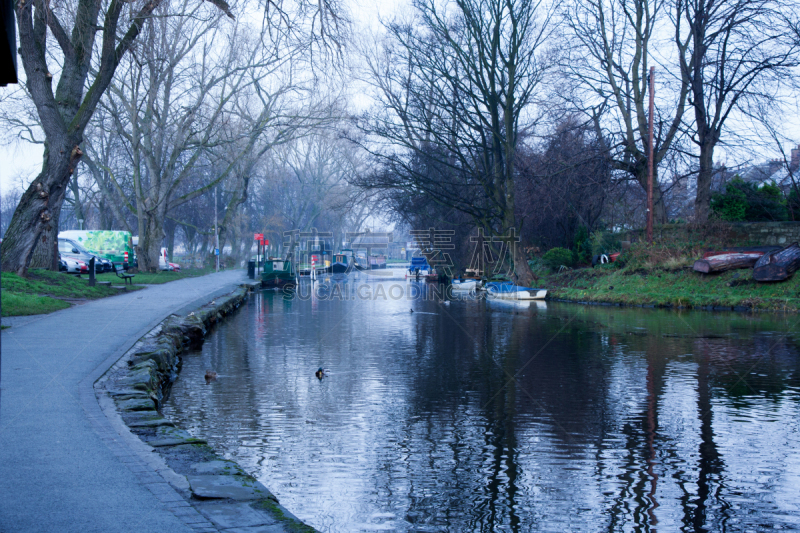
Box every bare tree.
[1,0,347,275]
[516,118,613,250]
[675,0,800,221]
[561,0,690,223]
[93,0,335,271]
[0,0,234,274]
[356,0,555,284]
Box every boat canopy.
[410,256,429,269]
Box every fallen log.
[753,242,800,282]
[693,253,764,274]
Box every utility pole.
[647,66,655,244]
[214,187,219,273]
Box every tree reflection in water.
[162,279,800,532]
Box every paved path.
[0,271,252,533]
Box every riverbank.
[96,283,316,532]
[544,263,800,312]
[1,269,142,317]
[0,270,257,532]
[1,267,220,318]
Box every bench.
[114,264,135,285]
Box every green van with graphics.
[58,230,134,265]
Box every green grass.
[95,266,220,285]
[1,268,140,317]
[2,291,71,316]
[3,269,129,299]
[545,264,800,312]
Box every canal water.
[162,270,800,532]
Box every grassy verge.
[94,266,220,285]
[538,243,800,312]
[2,291,71,316]
[1,269,140,317]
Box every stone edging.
[93,284,316,533]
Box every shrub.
[573,226,591,264]
[710,178,788,221]
[543,247,575,270]
[590,230,622,255]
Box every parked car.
[59,254,87,274]
[159,248,180,272]
[58,237,110,273]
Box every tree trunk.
[29,200,62,270]
[634,167,668,224]
[693,136,717,223]
[165,217,177,262]
[1,140,81,275]
[139,207,166,272]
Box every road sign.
[214,248,219,256]
[254,233,263,240]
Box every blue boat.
[406,256,437,281]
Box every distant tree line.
[1,0,799,279]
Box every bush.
[543,247,575,270]
[590,230,622,255]
[573,226,591,265]
[710,178,788,221]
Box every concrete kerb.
[83,281,314,533]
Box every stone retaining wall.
[624,221,800,246]
[96,284,317,532]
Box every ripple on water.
[162,286,800,532]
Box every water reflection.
[162,273,800,532]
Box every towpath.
[0,270,272,533]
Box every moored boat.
[485,281,547,300]
[693,253,764,274]
[331,252,352,274]
[753,242,800,282]
[406,257,430,279]
[369,255,387,269]
[261,258,296,288]
[702,246,781,259]
[452,279,479,291]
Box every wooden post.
[647,66,655,244]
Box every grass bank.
[1,269,139,317]
[545,265,800,312]
[94,266,218,285]
[538,239,800,312]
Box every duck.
[205,370,217,382]
[315,367,326,380]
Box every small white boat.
[451,279,479,291]
[486,282,547,300]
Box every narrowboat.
[261,258,296,288]
[331,250,355,274]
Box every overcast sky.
[1,0,798,198]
